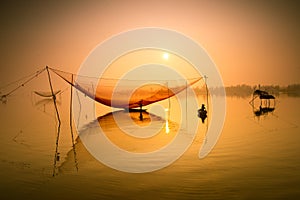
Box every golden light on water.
[165,108,170,134]
[166,120,170,134]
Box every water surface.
[0,88,299,199]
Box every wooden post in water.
[186,80,188,131]
[46,66,61,177]
[139,100,143,121]
[167,81,171,119]
[69,74,78,171]
[204,75,208,111]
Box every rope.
[49,67,203,82]
[1,68,46,103]
[0,68,44,90]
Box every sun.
[163,52,169,60]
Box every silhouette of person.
[201,104,206,111]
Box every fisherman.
[200,104,206,112]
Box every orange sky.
[0,0,299,86]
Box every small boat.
[124,108,147,112]
[198,104,207,123]
[253,89,275,99]
[34,90,61,98]
[249,88,276,117]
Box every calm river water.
[0,86,299,199]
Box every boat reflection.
[253,106,275,117]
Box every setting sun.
[163,52,169,60]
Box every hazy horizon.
[0,0,299,86]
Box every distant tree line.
[281,84,300,97]
[194,84,300,98]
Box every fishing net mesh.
[50,68,202,108]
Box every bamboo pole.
[69,74,78,171]
[46,66,61,177]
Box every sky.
[0,0,299,86]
